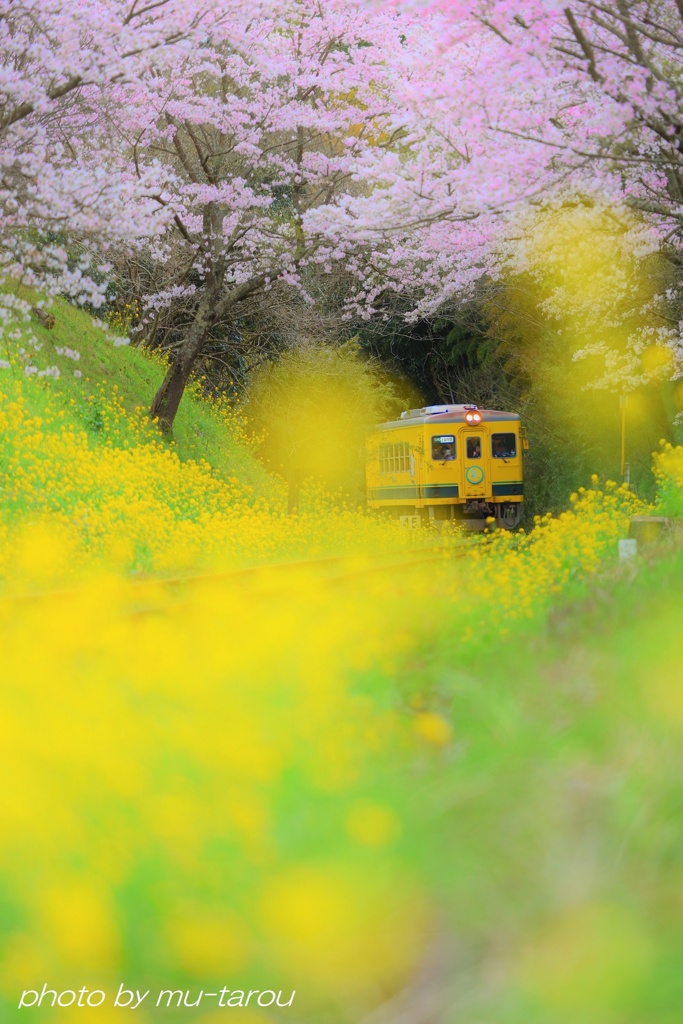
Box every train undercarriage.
[380,500,523,531]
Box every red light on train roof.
[465,411,482,424]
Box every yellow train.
[366,404,525,529]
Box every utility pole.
[620,393,630,484]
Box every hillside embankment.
[2,299,683,1023]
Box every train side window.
[395,442,406,472]
[381,441,411,473]
[491,432,517,459]
[432,435,456,461]
[466,436,482,459]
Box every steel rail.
[0,545,465,610]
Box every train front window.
[491,432,517,459]
[466,436,482,459]
[432,435,456,461]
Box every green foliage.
[357,307,501,411]
[400,540,683,1024]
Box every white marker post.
[619,538,637,561]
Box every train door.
[460,430,489,500]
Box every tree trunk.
[149,271,268,433]
[149,291,218,433]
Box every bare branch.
[563,7,603,82]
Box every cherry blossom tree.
[342,0,683,387]
[0,0,215,334]
[372,2,683,263]
[107,0,415,431]
[8,0,682,405]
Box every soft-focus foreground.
[2,336,683,1023]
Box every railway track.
[0,543,465,613]
[124,547,462,616]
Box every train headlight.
[465,411,482,424]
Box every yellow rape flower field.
[2,328,683,1023]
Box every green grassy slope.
[5,289,274,495]
[384,534,683,1023]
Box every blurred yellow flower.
[346,800,401,847]
[414,712,452,746]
